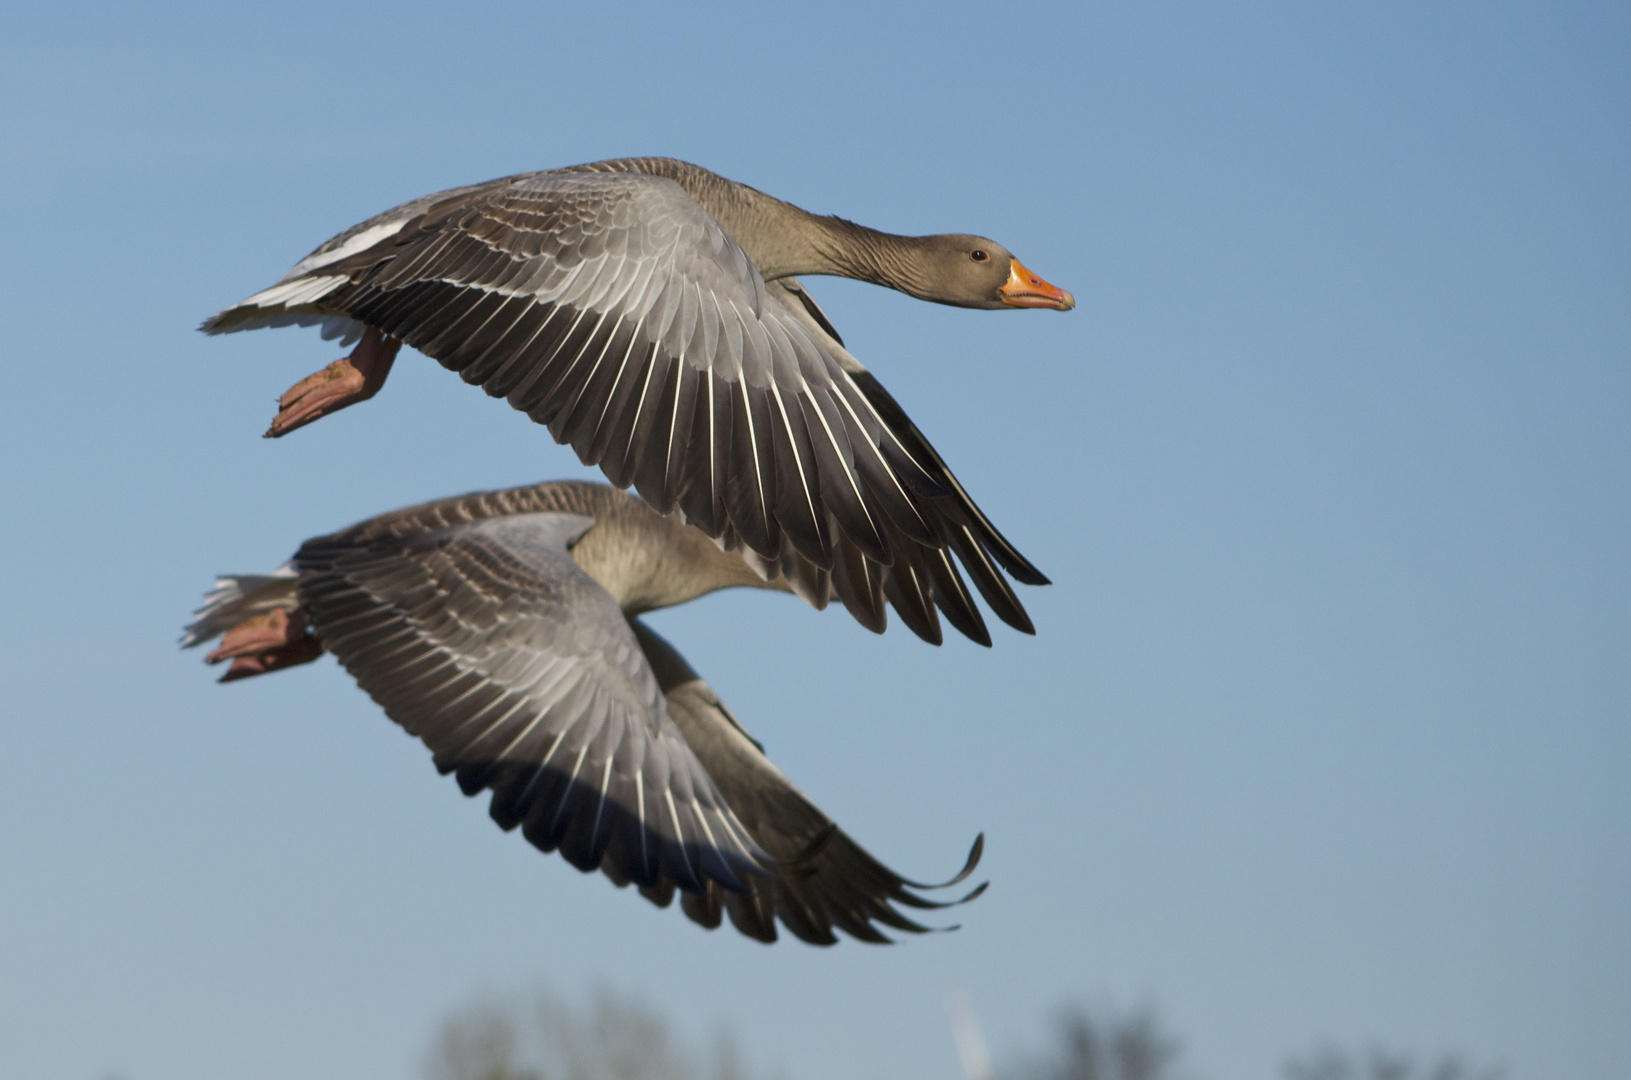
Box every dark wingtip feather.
[788,822,839,867]
[846,367,1050,587]
[898,832,985,892]
[949,526,1037,636]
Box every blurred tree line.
[424,987,1501,1080]
[1015,1005,1504,1080]
[426,987,772,1080]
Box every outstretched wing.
[205,168,1047,645]
[627,619,986,944]
[294,512,766,895]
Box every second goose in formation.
[183,480,983,945]
[202,158,1072,646]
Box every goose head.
[910,234,1075,311]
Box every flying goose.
[183,480,983,945]
[202,157,1072,646]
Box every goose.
[182,480,983,945]
[202,157,1073,647]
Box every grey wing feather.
[630,619,984,944]
[293,511,767,895]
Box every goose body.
[203,158,1072,646]
[184,480,982,945]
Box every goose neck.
[797,214,935,296]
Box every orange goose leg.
[206,608,323,682]
[265,325,402,438]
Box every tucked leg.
[206,607,323,682]
[265,325,402,438]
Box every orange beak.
[999,258,1075,310]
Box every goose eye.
[970,250,990,262]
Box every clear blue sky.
[2,2,1625,1078]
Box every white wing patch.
[236,274,351,311]
[202,210,418,335]
[285,219,407,278]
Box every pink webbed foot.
[265,325,402,438]
[206,608,323,682]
